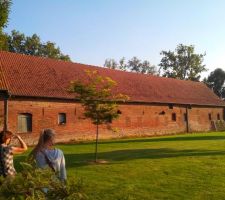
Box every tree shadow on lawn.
[64,148,225,168]
[99,135,225,145]
[14,148,225,170]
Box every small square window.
[58,113,66,125]
[117,110,122,114]
[172,113,176,121]
[169,104,173,109]
[159,111,165,115]
[208,113,212,120]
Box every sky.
[5,0,225,78]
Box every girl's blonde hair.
[31,129,55,157]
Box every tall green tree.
[159,44,207,81]
[69,70,129,162]
[0,0,11,29]
[203,68,225,98]
[104,57,157,75]
[0,0,11,50]
[104,58,118,70]
[7,30,71,61]
[128,57,157,74]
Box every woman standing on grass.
[31,129,67,182]
[0,130,28,177]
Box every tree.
[128,57,157,74]
[0,0,12,50]
[159,44,207,81]
[7,30,71,61]
[69,70,129,162]
[0,0,11,30]
[104,57,157,75]
[203,68,225,98]
[103,58,118,69]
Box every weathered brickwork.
[0,98,223,145]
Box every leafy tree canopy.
[0,0,12,50]
[70,70,129,125]
[0,0,11,30]
[203,68,225,98]
[104,57,158,75]
[159,44,207,81]
[6,30,71,61]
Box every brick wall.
[0,98,224,145]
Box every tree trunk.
[95,123,99,162]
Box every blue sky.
[5,0,225,77]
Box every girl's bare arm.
[12,135,28,154]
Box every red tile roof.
[0,51,224,107]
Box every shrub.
[0,162,87,200]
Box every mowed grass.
[14,132,225,200]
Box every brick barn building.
[0,51,224,145]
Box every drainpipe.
[186,106,189,133]
[3,96,8,131]
[223,107,225,121]
[0,90,10,131]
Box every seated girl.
[31,129,67,181]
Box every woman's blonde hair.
[31,129,55,157]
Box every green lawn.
[15,132,225,200]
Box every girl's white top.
[36,148,67,181]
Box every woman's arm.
[12,135,28,154]
[60,152,67,181]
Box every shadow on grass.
[98,135,225,145]
[63,148,225,168]
[14,135,225,170]
[14,147,225,170]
